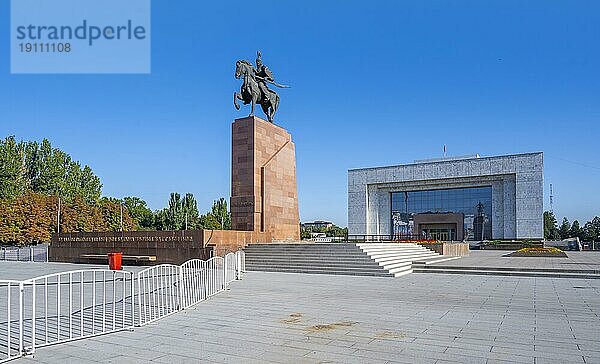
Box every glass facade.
[391,186,492,241]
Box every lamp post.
[120,201,123,232]
[57,195,61,234]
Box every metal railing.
[1,250,246,362]
[582,242,600,251]
[179,257,224,309]
[1,245,48,263]
[1,280,23,363]
[236,250,245,276]
[225,253,236,284]
[1,270,134,363]
[136,264,180,326]
[346,234,437,242]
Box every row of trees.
[0,193,136,244]
[0,136,232,246]
[0,190,233,245]
[0,136,102,204]
[300,223,348,240]
[544,211,600,242]
[125,193,231,231]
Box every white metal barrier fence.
[137,256,228,325]
[0,245,48,263]
[236,250,245,276]
[136,264,180,326]
[1,280,22,363]
[225,253,236,284]
[1,270,134,363]
[0,250,246,362]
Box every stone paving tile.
[429,251,600,270]
[4,268,599,364]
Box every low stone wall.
[418,242,470,256]
[202,230,271,256]
[50,231,209,265]
[50,229,272,265]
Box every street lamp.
[120,200,123,232]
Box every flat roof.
[348,151,543,172]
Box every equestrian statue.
[234,51,289,123]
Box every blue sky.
[1,0,599,226]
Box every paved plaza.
[2,260,598,364]
[433,250,600,271]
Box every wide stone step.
[359,246,424,250]
[246,258,380,265]
[373,253,440,263]
[389,265,413,275]
[366,251,436,259]
[244,250,365,255]
[380,260,414,270]
[246,265,386,273]
[412,256,462,265]
[356,243,422,248]
[245,244,359,249]
[361,247,431,253]
[412,268,600,279]
[418,265,600,274]
[243,243,458,278]
[246,266,393,277]
[245,251,367,256]
[245,260,382,268]
[245,255,372,260]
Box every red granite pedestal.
[230,116,300,241]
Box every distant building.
[302,220,334,229]
[348,153,543,240]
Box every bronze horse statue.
[233,59,281,123]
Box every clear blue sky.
[1,0,599,226]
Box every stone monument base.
[231,116,300,241]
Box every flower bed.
[505,247,567,258]
[479,240,543,250]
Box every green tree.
[326,225,348,238]
[543,211,559,240]
[211,198,231,229]
[300,222,348,239]
[0,136,27,199]
[153,208,170,231]
[182,193,200,229]
[583,216,600,242]
[167,193,184,230]
[123,196,154,230]
[559,217,571,239]
[154,192,200,230]
[199,198,231,230]
[1,137,102,204]
[199,213,221,230]
[569,220,583,239]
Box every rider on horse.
[254,51,276,103]
[234,51,288,123]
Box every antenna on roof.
[549,183,554,213]
[443,144,447,158]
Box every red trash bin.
[108,252,122,270]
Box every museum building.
[348,152,543,241]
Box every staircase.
[244,243,460,277]
[244,243,393,277]
[356,243,460,277]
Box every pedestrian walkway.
[12,269,600,364]
[424,250,600,270]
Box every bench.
[80,254,157,262]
